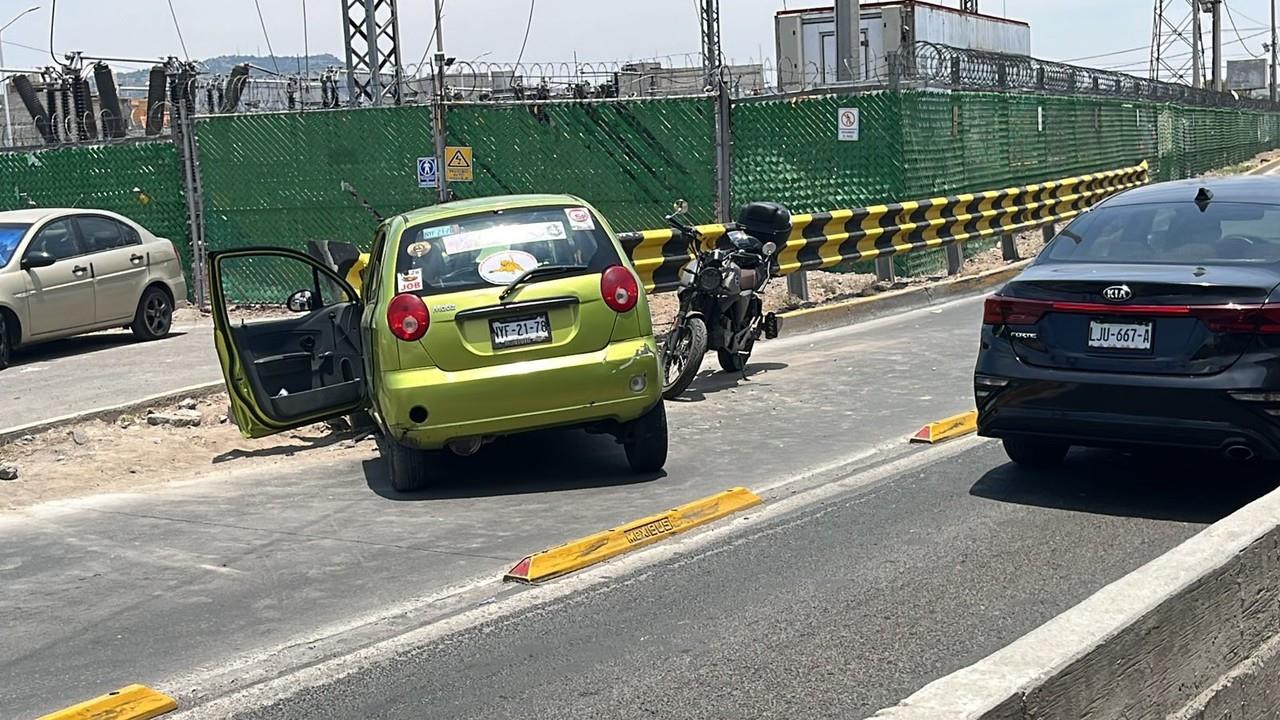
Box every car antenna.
[340,181,384,223]
[1194,187,1213,212]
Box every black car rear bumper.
[975,334,1280,458]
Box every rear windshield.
[0,223,30,268]
[393,205,620,296]
[1046,201,1280,264]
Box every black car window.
[76,216,134,253]
[1048,201,1280,264]
[393,205,620,297]
[27,219,84,261]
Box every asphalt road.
[3,294,1269,718]
[0,316,218,430]
[232,440,1272,720]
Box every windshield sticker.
[478,250,538,286]
[397,268,424,293]
[565,207,596,231]
[406,240,433,257]
[419,224,459,240]
[443,222,567,255]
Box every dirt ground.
[0,394,375,513]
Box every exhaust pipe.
[447,437,483,457]
[1224,444,1256,462]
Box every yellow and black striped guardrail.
[618,161,1150,293]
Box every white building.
[775,0,1031,92]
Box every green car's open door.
[210,247,368,438]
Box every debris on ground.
[178,397,200,410]
[70,430,88,446]
[146,409,203,428]
[0,465,17,481]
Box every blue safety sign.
[417,156,439,189]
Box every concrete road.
[0,317,219,431]
[3,295,1265,718]
[229,441,1273,720]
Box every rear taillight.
[1197,305,1280,334]
[982,296,1048,325]
[387,293,429,341]
[601,265,639,313]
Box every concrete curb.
[867,484,1280,720]
[0,381,224,446]
[1249,156,1280,175]
[775,260,1032,338]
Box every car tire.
[624,402,668,473]
[131,286,173,341]
[1002,437,1069,468]
[0,313,10,371]
[381,435,433,493]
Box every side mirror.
[672,198,689,215]
[762,241,777,256]
[21,251,56,270]
[286,289,316,313]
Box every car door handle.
[130,253,145,264]
[72,265,89,275]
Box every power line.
[167,0,190,61]
[301,0,309,78]
[413,0,445,78]
[48,0,60,67]
[252,0,280,74]
[513,0,536,69]
[1224,1,1265,58]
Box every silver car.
[0,208,188,370]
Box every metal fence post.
[1000,233,1019,261]
[875,256,896,283]
[1041,222,1056,244]
[171,65,209,310]
[945,243,963,275]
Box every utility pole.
[1193,3,1204,88]
[1271,0,1277,102]
[431,0,448,203]
[834,0,860,83]
[1210,0,1223,91]
[700,0,731,223]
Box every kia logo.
[1102,285,1133,302]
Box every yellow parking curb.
[910,410,978,444]
[37,684,177,720]
[504,487,763,584]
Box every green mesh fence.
[444,97,717,231]
[196,106,436,302]
[0,140,190,284]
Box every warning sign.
[837,107,860,142]
[445,146,473,182]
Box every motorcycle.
[660,200,792,399]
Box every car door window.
[27,219,84,261]
[76,216,133,254]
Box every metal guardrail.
[618,161,1151,293]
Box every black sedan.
[976,174,1280,466]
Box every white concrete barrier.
[868,485,1280,720]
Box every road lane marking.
[165,435,988,719]
[910,410,978,444]
[503,488,763,584]
[37,684,177,720]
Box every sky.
[0,0,1273,81]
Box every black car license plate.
[490,313,551,349]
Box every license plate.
[1087,320,1152,350]
[490,313,551,349]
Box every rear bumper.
[377,336,661,449]
[976,332,1280,458]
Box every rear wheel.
[661,316,707,399]
[0,313,10,371]
[624,402,668,473]
[717,343,753,373]
[1002,437,1069,468]
[131,286,173,341]
[380,435,434,492]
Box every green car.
[210,195,667,491]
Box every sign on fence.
[416,156,438,188]
[445,146,474,182]
[837,108,860,142]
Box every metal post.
[1192,5,1203,89]
[1041,222,1056,244]
[1000,233,1019,261]
[0,42,10,147]
[1211,0,1223,92]
[786,270,809,301]
[875,256,896,283]
[945,243,963,275]
[172,64,208,309]
[701,0,732,221]
[431,0,448,203]
[834,0,861,83]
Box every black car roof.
[1103,174,1280,207]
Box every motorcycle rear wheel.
[717,346,751,373]
[661,316,708,399]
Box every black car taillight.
[982,296,1048,325]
